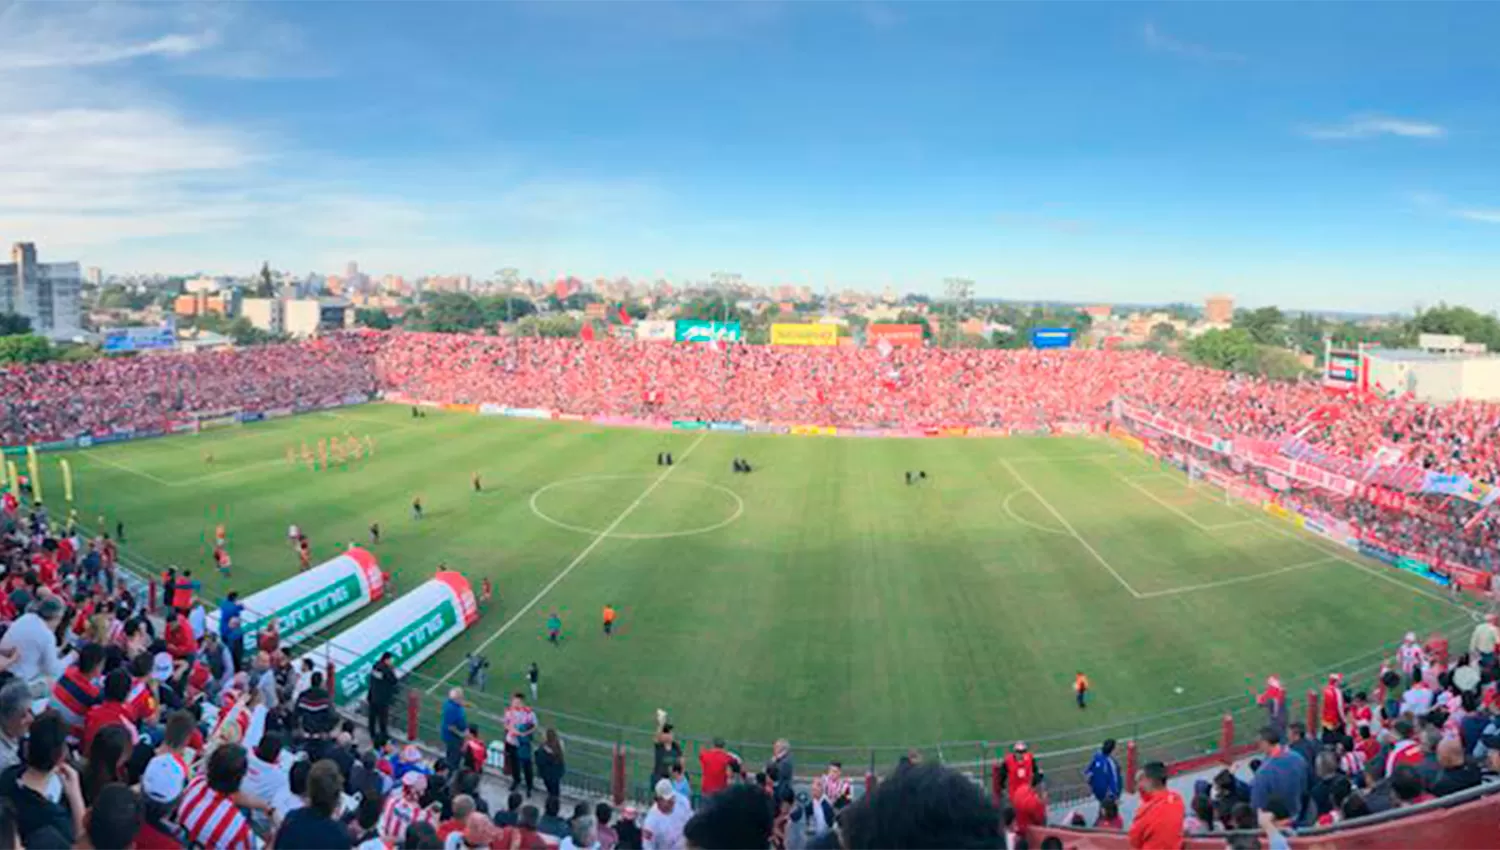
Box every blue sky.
[2,2,1499,312]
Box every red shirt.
[82,701,138,752]
[134,821,185,850]
[699,748,734,795]
[1011,785,1047,833]
[127,679,160,724]
[1004,752,1036,800]
[1129,788,1186,850]
[166,620,198,659]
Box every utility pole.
[497,268,520,324]
[943,277,975,348]
[710,271,742,324]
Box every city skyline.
[2,3,1499,312]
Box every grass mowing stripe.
[424,431,710,693]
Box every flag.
[616,305,632,326]
[579,322,596,342]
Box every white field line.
[1117,475,1256,532]
[425,431,711,693]
[318,410,421,430]
[1001,490,1068,536]
[1137,556,1340,599]
[1001,453,1126,465]
[999,459,1142,598]
[77,452,286,487]
[1249,517,1473,614]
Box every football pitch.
[39,404,1473,760]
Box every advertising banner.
[479,404,504,416]
[300,572,478,703]
[264,407,293,420]
[790,425,837,436]
[102,325,176,353]
[866,324,924,348]
[672,421,706,430]
[200,415,238,431]
[1264,502,1293,522]
[169,421,198,434]
[1447,564,1492,593]
[770,323,838,347]
[501,408,551,420]
[206,548,385,655]
[240,411,265,423]
[442,404,479,414]
[1358,540,1401,567]
[556,414,586,422]
[707,422,747,432]
[1029,327,1076,349]
[634,321,675,343]
[1396,556,1448,585]
[674,320,741,343]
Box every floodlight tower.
[943,277,975,348]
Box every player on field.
[480,577,493,606]
[213,542,232,578]
[527,662,540,702]
[411,496,423,520]
[603,604,616,636]
[298,535,312,572]
[369,521,380,545]
[1074,671,1090,709]
[472,471,482,493]
[546,613,562,646]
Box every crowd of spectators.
[0,335,380,447]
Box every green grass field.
[33,404,1473,768]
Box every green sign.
[674,320,742,343]
[334,600,459,702]
[242,573,365,654]
[672,421,706,430]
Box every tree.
[1149,322,1178,343]
[56,344,102,362]
[894,310,934,341]
[1184,328,1258,372]
[252,262,275,298]
[0,313,32,337]
[1233,306,1287,347]
[477,296,537,326]
[355,308,394,330]
[514,315,582,338]
[1407,304,1500,351]
[0,334,53,364]
[415,293,485,333]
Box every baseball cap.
[151,652,173,681]
[142,754,188,803]
[654,778,675,800]
[1013,742,1028,752]
[403,771,428,792]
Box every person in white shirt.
[188,604,208,640]
[642,779,691,850]
[1401,679,1435,718]
[242,733,294,828]
[0,597,72,687]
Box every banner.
[240,411,265,423]
[1357,539,1401,567]
[102,324,175,353]
[672,421,706,430]
[1030,327,1076,349]
[206,548,385,655]
[866,324,924,348]
[770,323,837,347]
[707,422,747,432]
[300,572,477,704]
[442,404,479,414]
[674,320,741,343]
[264,407,293,420]
[1447,564,1492,593]
[790,425,837,436]
[169,421,198,434]
[199,415,238,431]
[634,320,675,343]
[501,408,551,420]
[556,413,586,422]
[479,404,504,416]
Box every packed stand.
[0,334,381,447]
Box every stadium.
[4,329,1500,848]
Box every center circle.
[529,474,745,539]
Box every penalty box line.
[1136,556,1340,599]
[999,459,1144,599]
[425,431,710,693]
[1116,475,1256,533]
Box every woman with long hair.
[535,727,566,800]
[81,724,132,806]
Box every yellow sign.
[770,323,838,347]
[790,425,838,436]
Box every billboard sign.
[674,320,741,343]
[1029,327,1075,349]
[866,324,924,347]
[634,320,675,343]
[102,324,176,353]
[770,323,837,347]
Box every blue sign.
[102,324,175,352]
[1029,327,1076,349]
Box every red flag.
[617,305,632,326]
[579,322,596,341]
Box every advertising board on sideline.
[770,323,838,346]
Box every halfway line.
[425,431,710,693]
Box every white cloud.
[1455,209,1500,225]
[1302,115,1447,141]
[1142,22,1244,63]
[0,31,218,71]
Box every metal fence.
[70,493,1487,808]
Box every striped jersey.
[379,792,435,843]
[50,666,101,738]
[178,776,260,849]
